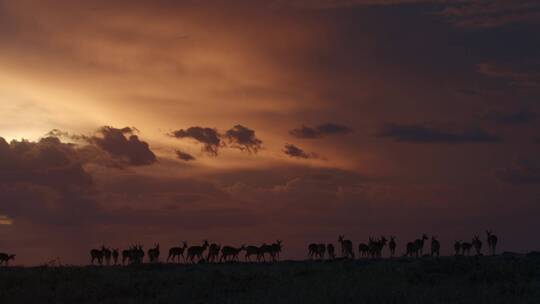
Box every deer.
[112,248,119,265]
[414,234,428,256]
[405,241,416,257]
[338,235,354,259]
[207,243,221,263]
[461,242,472,256]
[148,243,160,263]
[389,236,396,257]
[167,242,188,263]
[374,236,387,258]
[327,244,336,259]
[123,244,144,264]
[430,236,440,257]
[308,243,319,259]
[472,235,482,255]
[269,240,283,262]
[90,248,105,265]
[454,241,462,256]
[0,253,15,266]
[258,243,274,262]
[220,245,245,262]
[358,242,370,258]
[486,230,498,255]
[102,246,112,266]
[187,240,209,263]
[245,245,261,262]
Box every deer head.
[422,234,428,240]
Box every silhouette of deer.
[0,253,15,266]
[245,245,261,262]
[406,242,416,257]
[90,248,105,265]
[167,242,188,263]
[102,246,112,266]
[207,243,221,263]
[454,241,461,256]
[372,236,387,258]
[187,240,209,263]
[327,244,336,259]
[308,243,319,259]
[269,240,282,262]
[486,230,498,255]
[112,248,119,265]
[389,236,396,257]
[338,235,354,259]
[258,243,274,262]
[461,242,472,256]
[220,245,245,262]
[472,235,482,255]
[148,243,160,263]
[358,242,370,258]
[414,234,428,256]
[430,236,440,257]
[122,244,144,264]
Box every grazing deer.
[414,234,428,256]
[327,244,336,259]
[338,235,354,259]
[112,249,119,265]
[461,242,472,256]
[187,240,209,263]
[269,240,283,262]
[220,245,245,262]
[167,242,188,263]
[406,242,416,257]
[472,236,482,255]
[0,253,15,266]
[430,236,440,257]
[245,245,261,262]
[91,248,104,265]
[486,230,498,255]
[207,243,221,263]
[148,243,160,263]
[102,246,112,266]
[358,243,370,258]
[389,236,396,257]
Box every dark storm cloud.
[483,109,536,125]
[224,125,263,153]
[283,144,317,159]
[175,150,196,161]
[377,123,502,143]
[495,159,540,184]
[289,123,353,139]
[169,127,222,156]
[88,126,156,166]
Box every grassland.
[1,254,540,303]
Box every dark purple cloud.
[175,150,196,161]
[224,125,263,153]
[169,127,222,156]
[377,123,502,143]
[495,158,540,184]
[283,144,317,159]
[89,126,156,166]
[289,123,353,139]
[483,109,536,125]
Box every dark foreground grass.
[2,255,540,304]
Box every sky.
[1,0,540,265]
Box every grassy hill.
[1,255,540,303]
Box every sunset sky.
[1,0,540,265]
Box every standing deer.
[90,248,104,265]
[148,243,160,263]
[461,242,472,256]
[269,240,283,261]
[187,240,209,263]
[167,242,188,263]
[430,236,440,257]
[207,243,221,263]
[454,241,462,256]
[220,245,245,262]
[389,236,396,257]
[0,253,15,266]
[358,242,370,258]
[112,249,119,265]
[472,236,482,255]
[102,247,112,266]
[245,245,261,262]
[486,230,498,255]
[327,244,336,259]
[414,234,428,256]
[338,235,354,259]
[406,242,416,257]
[308,243,319,259]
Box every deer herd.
[0,230,500,267]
